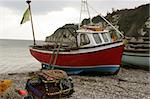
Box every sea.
[0,39,44,74]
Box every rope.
[87,2,124,38]
[49,29,65,70]
[37,70,68,81]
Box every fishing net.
[45,25,78,48]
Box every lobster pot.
[26,70,74,98]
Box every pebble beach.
[0,67,150,99]
[0,40,150,99]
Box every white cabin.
[77,27,117,48]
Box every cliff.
[46,4,149,41]
[82,4,150,37]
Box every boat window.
[93,33,102,44]
[80,34,90,46]
[101,33,109,42]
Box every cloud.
[0,0,149,16]
[0,6,80,40]
[0,0,80,15]
[0,0,149,40]
[33,7,80,40]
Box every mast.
[26,0,36,45]
[85,1,92,25]
[78,0,92,29]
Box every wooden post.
[26,0,36,45]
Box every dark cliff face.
[82,4,149,37]
[46,4,149,40]
[116,4,149,37]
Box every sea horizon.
[0,39,42,74]
[0,38,44,41]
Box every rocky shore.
[0,67,150,99]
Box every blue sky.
[0,0,149,40]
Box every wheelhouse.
[44,25,123,50]
[77,29,120,48]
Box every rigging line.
[87,3,124,38]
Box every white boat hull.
[122,52,150,70]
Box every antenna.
[78,0,92,29]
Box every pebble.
[0,68,149,99]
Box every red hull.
[30,45,124,67]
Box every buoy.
[15,89,28,99]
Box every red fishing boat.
[28,0,124,74]
[30,25,124,74]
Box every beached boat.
[29,0,124,74]
[30,25,124,74]
[122,37,150,70]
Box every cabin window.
[101,33,109,42]
[93,33,102,44]
[80,34,90,46]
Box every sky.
[0,0,149,40]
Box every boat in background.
[122,37,150,70]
